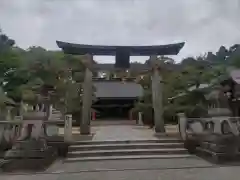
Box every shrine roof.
[93,81,143,99]
[93,63,150,71]
[56,41,185,56]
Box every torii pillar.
[150,55,165,133]
[80,55,93,135]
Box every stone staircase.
[65,138,193,162]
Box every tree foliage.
[134,44,240,123]
[0,30,91,117]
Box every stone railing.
[0,108,75,171]
[178,113,240,163]
[178,114,240,139]
[0,114,73,152]
[0,117,22,151]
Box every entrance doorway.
[93,99,134,120]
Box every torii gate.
[56,41,185,134]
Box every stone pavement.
[2,165,240,180]
[46,158,213,173]
[92,125,158,141]
[59,124,178,140]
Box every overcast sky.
[0,0,240,63]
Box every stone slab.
[65,154,194,162]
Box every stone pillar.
[36,104,40,111]
[13,116,22,138]
[177,113,187,140]
[48,104,53,120]
[151,56,165,133]
[81,68,92,135]
[19,101,25,116]
[6,106,13,121]
[107,72,111,80]
[64,114,72,142]
[138,112,143,125]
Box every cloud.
[0,0,240,62]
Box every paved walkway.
[2,165,240,180]
[92,125,158,141]
[59,124,179,141]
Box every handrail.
[0,121,22,125]
[177,113,188,140]
[0,120,76,125]
[44,120,76,125]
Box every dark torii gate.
[56,41,185,134]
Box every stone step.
[72,139,182,145]
[50,117,61,120]
[69,142,184,151]
[51,114,62,117]
[51,113,61,115]
[52,111,61,113]
[51,113,61,116]
[65,154,194,162]
[67,148,187,158]
[50,116,63,120]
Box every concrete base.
[72,133,95,141]
[0,138,58,172]
[0,147,57,172]
[46,136,70,157]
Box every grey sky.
[0,0,240,63]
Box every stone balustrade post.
[178,113,188,140]
[49,104,53,118]
[64,114,72,142]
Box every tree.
[0,87,14,112]
[0,30,19,114]
[0,30,20,87]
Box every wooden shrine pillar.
[150,56,165,133]
[80,55,93,135]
